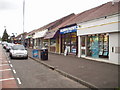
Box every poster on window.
[72,48,76,53]
[91,36,99,58]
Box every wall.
[78,36,81,57]
[77,14,119,35]
[109,32,120,64]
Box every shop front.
[44,30,59,53]
[25,35,33,48]
[33,29,48,49]
[60,25,78,55]
[80,34,109,59]
[77,13,119,64]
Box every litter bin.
[40,48,48,60]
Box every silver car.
[2,41,8,49]
[6,43,14,52]
[9,44,28,59]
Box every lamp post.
[22,0,25,45]
[4,26,6,30]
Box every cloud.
[0,0,19,10]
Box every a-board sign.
[64,47,68,56]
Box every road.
[4,49,87,88]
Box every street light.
[22,0,25,45]
[4,26,6,29]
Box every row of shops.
[15,1,120,65]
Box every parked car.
[6,43,15,52]
[2,41,8,49]
[9,44,28,59]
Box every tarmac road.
[4,50,87,88]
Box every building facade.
[59,24,78,55]
[77,14,120,65]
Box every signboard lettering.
[60,26,77,34]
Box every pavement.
[0,45,18,88]
[28,48,119,89]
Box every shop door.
[91,36,99,58]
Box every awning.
[25,35,32,39]
[33,29,48,39]
[44,30,59,39]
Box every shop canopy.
[33,29,48,39]
[26,35,33,39]
[44,30,59,39]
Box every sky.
[0,0,112,37]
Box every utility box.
[32,49,39,58]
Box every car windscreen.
[12,45,25,50]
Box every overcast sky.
[0,0,112,37]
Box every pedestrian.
[24,42,27,48]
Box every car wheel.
[25,56,28,59]
[10,54,13,59]
[10,56,13,59]
[6,49,9,52]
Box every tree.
[2,29,9,42]
[0,36,2,41]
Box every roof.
[27,29,36,36]
[36,13,75,32]
[44,14,76,39]
[15,32,27,39]
[77,1,119,24]
[26,1,120,38]
[62,1,119,26]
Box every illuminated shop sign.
[60,26,77,34]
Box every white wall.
[77,14,119,36]
[109,32,120,65]
[78,36,81,57]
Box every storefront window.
[61,32,77,55]
[87,36,92,56]
[86,34,109,58]
[50,39,56,46]
[99,34,109,58]
[43,39,48,48]
[81,36,86,55]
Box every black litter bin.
[40,48,48,60]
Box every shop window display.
[88,35,99,58]
[50,38,56,46]
[102,34,109,57]
[81,36,86,56]
[87,34,109,58]
[43,39,48,48]
[61,32,77,55]
[71,33,77,53]
[87,36,92,56]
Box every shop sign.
[60,26,77,34]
